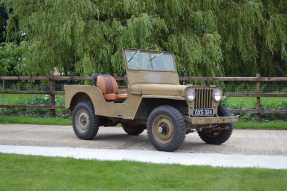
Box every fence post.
[48,75,56,117]
[2,80,4,90]
[256,73,262,121]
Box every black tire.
[198,105,233,145]
[122,123,145,136]
[72,101,100,140]
[147,105,186,152]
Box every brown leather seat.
[95,75,128,102]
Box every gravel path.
[0,124,286,169]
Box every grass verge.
[0,116,71,126]
[225,97,287,109]
[0,154,286,191]
[236,120,287,130]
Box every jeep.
[64,49,238,152]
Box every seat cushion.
[117,93,128,100]
[104,93,128,101]
[96,74,128,101]
[96,75,119,94]
[104,93,118,101]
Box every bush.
[0,42,25,75]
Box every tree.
[1,0,286,76]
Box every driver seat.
[95,74,128,102]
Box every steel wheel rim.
[152,115,174,144]
[75,108,90,133]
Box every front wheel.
[72,101,100,140]
[198,105,233,145]
[147,105,186,152]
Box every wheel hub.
[159,123,169,135]
[79,113,88,126]
[152,115,174,143]
[76,109,90,132]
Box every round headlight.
[213,88,222,102]
[186,88,195,102]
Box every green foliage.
[0,0,286,76]
[0,42,25,75]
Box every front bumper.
[186,115,239,125]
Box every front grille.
[194,88,213,109]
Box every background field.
[2,94,287,109]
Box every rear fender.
[65,85,105,112]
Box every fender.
[65,85,142,119]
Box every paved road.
[0,124,286,155]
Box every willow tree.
[217,0,287,76]
[1,0,287,76]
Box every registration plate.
[193,108,214,116]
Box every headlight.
[213,88,222,102]
[186,88,195,102]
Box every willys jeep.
[64,49,238,152]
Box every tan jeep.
[65,49,238,152]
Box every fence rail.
[1,75,287,81]
[1,74,287,119]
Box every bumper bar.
[186,115,239,125]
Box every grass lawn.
[236,120,287,129]
[0,116,71,126]
[0,154,286,191]
[225,97,287,109]
[0,94,49,105]
[0,94,63,105]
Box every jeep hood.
[130,84,189,97]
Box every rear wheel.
[147,105,186,152]
[198,105,233,145]
[122,123,145,136]
[72,101,100,140]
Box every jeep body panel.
[65,84,186,119]
[65,84,238,125]
[65,85,142,119]
[187,115,239,125]
[130,84,188,97]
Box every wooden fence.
[1,74,287,119]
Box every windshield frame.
[124,49,177,72]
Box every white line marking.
[0,145,287,169]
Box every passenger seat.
[94,74,128,102]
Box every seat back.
[95,75,119,95]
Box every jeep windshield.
[125,50,176,72]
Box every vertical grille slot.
[194,88,213,109]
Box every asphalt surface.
[0,124,286,155]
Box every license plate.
[193,108,214,116]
